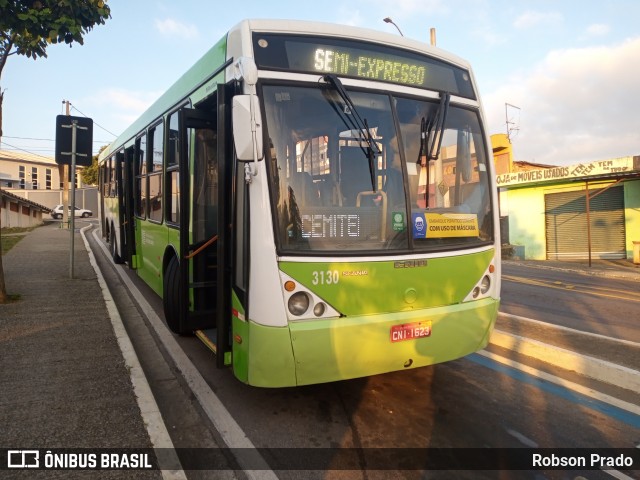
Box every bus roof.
[233,19,471,69]
[100,18,474,162]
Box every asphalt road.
[501,262,640,343]
[88,230,640,480]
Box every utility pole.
[61,100,70,229]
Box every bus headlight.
[313,302,326,317]
[480,275,491,294]
[462,261,497,303]
[288,292,310,316]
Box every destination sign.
[297,207,383,242]
[253,33,476,99]
[313,48,426,86]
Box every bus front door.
[176,93,232,367]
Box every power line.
[0,140,56,161]
[2,135,114,144]
[69,104,118,138]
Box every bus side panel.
[289,298,498,386]
[231,292,249,383]
[136,220,164,296]
[246,322,297,387]
[167,228,180,261]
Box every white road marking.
[91,229,278,480]
[505,428,538,448]
[478,350,640,417]
[490,329,640,393]
[499,312,640,349]
[82,227,186,480]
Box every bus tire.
[110,227,123,264]
[163,255,187,335]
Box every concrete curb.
[490,328,640,393]
[91,229,278,480]
[82,226,187,480]
[503,260,640,282]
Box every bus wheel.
[110,228,123,264]
[163,255,186,335]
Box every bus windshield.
[263,83,494,254]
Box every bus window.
[148,123,163,223]
[167,111,180,224]
[263,84,405,252]
[396,98,493,247]
[135,134,147,218]
[193,128,217,244]
[110,156,117,197]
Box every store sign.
[496,156,638,187]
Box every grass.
[1,235,25,255]
[0,225,37,255]
[0,226,37,303]
[0,293,21,303]
[1,226,38,234]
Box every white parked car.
[50,204,93,219]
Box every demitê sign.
[496,156,640,187]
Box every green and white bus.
[99,19,500,387]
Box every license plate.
[390,321,432,343]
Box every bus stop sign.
[55,115,93,166]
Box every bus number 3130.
[312,270,340,285]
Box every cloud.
[383,0,446,15]
[585,23,610,37]
[83,88,162,137]
[154,18,199,40]
[472,27,507,47]
[484,37,640,165]
[360,0,447,21]
[335,6,365,27]
[513,10,563,29]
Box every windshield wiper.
[323,74,380,192]
[418,92,450,208]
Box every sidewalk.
[0,222,159,476]
[503,257,640,281]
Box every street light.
[383,17,404,36]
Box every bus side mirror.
[232,95,264,162]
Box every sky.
[1,0,639,167]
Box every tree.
[81,145,107,186]
[0,0,111,303]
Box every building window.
[46,168,52,190]
[32,167,38,189]
[19,166,25,189]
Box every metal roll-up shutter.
[545,186,625,260]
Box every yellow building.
[496,154,640,261]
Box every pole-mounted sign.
[55,115,93,166]
[55,114,93,279]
